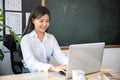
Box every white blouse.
[21,31,68,72]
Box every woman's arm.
[51,35,68,65]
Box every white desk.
[0,68,120,80]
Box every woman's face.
[32,14,50,33]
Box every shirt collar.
[29,30,47,41]
[30,30,37,38]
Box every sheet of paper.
[26,12,30,26]
[0,0,3,9]
[5,0,22,11]
[5,12,22,34]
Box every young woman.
[21,6,68,73]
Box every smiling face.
[32,14,50,33]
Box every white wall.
[102,48,120,71]
[0,48,120,75]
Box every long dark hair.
[22,6,50,36]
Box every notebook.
[58,42,105,79]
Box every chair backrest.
[4,35,23,74]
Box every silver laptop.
[58,42,105,79]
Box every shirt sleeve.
[21,35,52,72]
[51,35,68,65]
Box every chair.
[3,35,23,74]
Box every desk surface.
[0,68,120,80]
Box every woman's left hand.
[48,64,67,72]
